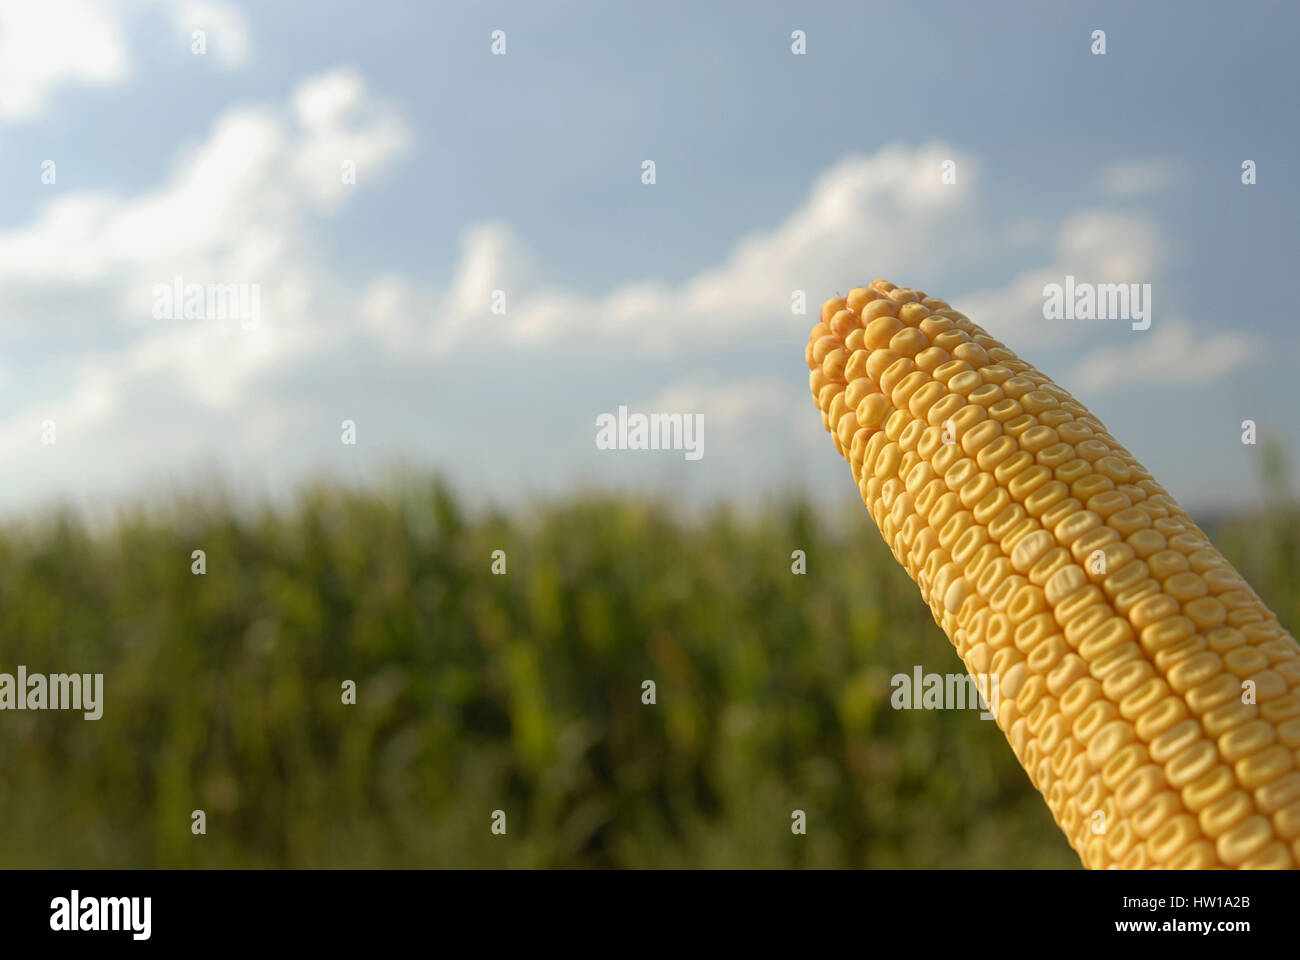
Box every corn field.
[1,475,1294,868]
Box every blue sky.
[1,0,1298,519]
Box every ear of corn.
[807,279,1300,869]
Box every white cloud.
[0,69,409,490]
[952,210,1164,350]
[650,374,798,429]
[395,150,1163,375]
[0,108,287,287]
[0,0,258,123]
[1100,160,1179,197]
[0,0,131,120]
[173,0,251,68]
[1070,320,1255,393]
[638,374,812,476]
[0,69,406,291]
[402,143,980,358]
[0,128,1219,514]
[291,69,409,209]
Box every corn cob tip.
[807,278,1300,869]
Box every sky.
[1,0,1298,520]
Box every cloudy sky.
[2,0,1298,519]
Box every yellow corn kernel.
[807,278,1300,869]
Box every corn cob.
[807,279,1300,869]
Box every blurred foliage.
[0,475,1293,869]
[1215,439,1300,644]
